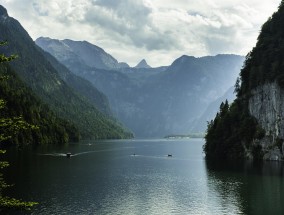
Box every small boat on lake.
[168,154,172,157]
[66,152,72,158]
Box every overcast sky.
[0,0,281,67]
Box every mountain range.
[36,37,244,138]
[0,5,133,142]
[0,4,245,141]
[36,38,129,71]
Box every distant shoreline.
[164,133,205,139]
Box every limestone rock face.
[249,82,284,160]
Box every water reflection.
[205,160,284,215]
[3,140,284,214]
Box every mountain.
[191,86,236,133]
[36,37,244,138]
[0,63,79,145]
[137,54,244,137]
[36,37,129,70]
[0,5,133,140]
[134,59,151,69]
[41,50,112,116]
[204,1,284,161]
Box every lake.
[2,139,284,214]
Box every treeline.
[204,100,265,160]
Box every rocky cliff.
[249,82,284,160]
[204,1,284,161]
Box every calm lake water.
[2,139,284,215]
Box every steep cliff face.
[204,1,284,161]
[249,82,284,160]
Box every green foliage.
[0,99,39,142]
[204,1,284,161]
[204,99,259,160]
[0,115,38,142]
[0,41,17,63]
[0,63,80,145]
[0,168,38,211]
[234,77,241,95]
[238,0,284,96]
[42,51,113,116]
[0,196,38,211]
[0,42,42,144]
[0,17,133,140]
[0,43,37,211]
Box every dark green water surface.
[2,139,284,214]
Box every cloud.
[32,2,48,16]
[84,0,179,51]
[0,0,281,66]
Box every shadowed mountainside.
[36,36,244,138]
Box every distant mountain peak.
[36,37,130,70]
[37,36,51,41]
[118,62,130,68]
[178,55,196,62]
[0,5,8,18]
[135,59,151,69]
[0,5,7,15]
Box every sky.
[0,0,282,67]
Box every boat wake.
[38,153,67,157]
[38,148,128,158]
[130,154,173,159]
[38,150,99,157]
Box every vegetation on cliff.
[238,1,284,95]
[204,100,264,160]
[204,1,284,160]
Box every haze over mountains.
[36,37,244,138]
[35,38,130,71]
[0,3,246,141]
[0,5,133,142]
[135,59,151,69]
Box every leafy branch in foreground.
[0,151,38,212]
[0,113,39,142]
[0,41,17,63]
[0,41,38,211]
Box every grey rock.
[248,82,284,160]
[263,148,282,161]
